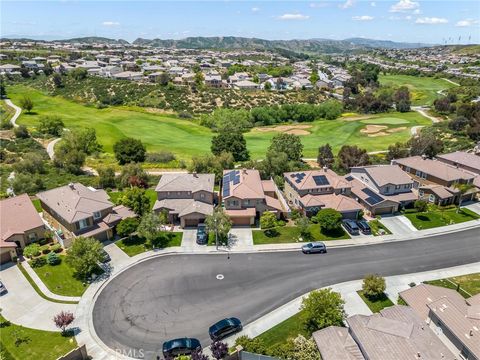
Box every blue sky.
[1,1,479,44]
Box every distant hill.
[56,36,130,45]
[133,36,435,53]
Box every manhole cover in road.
[216,274,224,280]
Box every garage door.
[375,207,395,215]
[231,217,251,226]
[184,218,200,227]
[0,251,12,264]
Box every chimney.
[421,154,427,160]
[417,352,421,358]
[323,165,328,172]
[470,329,474,336]
[68,183,75,190]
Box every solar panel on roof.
[345,176,354,181]
[313,175,329,186]
[362,188,384,205]
[233,175,240,185]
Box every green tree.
[54,142,86,174]
[113,137,146,165]
[362,273,386,299]
[70,67,88,81]
[13,152,45,174]
[200,108,252,133]
[295,216,310,237]
[264,81,272,91]
[38,115,64,136]
[116,217,140,238]
[137,212,164,247]
[64,128,102,155]
[260,211,277,232]
[454,183,475,213]
[97,166,116,189]
[117,163,149,189]
[14,125,29,139]
[188,152,235,183]
[205,207,232,249]
[317,144,334,168]
[269,133,303,162]
[386,142,409,162]
[118,187,151,216]
[301,288,345,335]
[414,199,428,212]
[12,173,44,195]
[52,73,63,88]
[211,132,249,162]
[316,208,342,233]
[19,96,34,113]
[66,237,103,280]
[337,145,370,172]
[408,132,443,158]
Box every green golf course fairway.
[9,85,431,160]
[379,74,457,106]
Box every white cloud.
[102,21,120,26]
[415,17,448,24]
[352,15,374,21]
[310,2,329,8]
[390,0,419,13]
[339,0,355,9]
[455,19,479,27]
[251,7,260,12]
[277,13,310,20]
[413,9,421,14]
[370,2,376,7]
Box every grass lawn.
[31,199,42,213]
[379,74,457,106]
[0,315,77,360]
[29,255,87,297]
[256,310,308,349]
[108,188,157,210]
[252,225,349,245]
[404,208,480,230]
[368,219,392,236]
[357,291,394,313]
[116,232,182,257]
[425,273,480,298]
[9,85,432,160]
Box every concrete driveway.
[228,228,253,249]
[181,229,206,251]
[380,215,417,236]
[0,263,77,331]
[104,242,129,266]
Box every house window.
[405,166,410,172]
[28,233,37,241]
[93,211,101,220]
[385,186,390,193]
[428,194,435,203]
[419,190,424,197]
[78,218,88,230]
[416,170,422,177]
[200,193,205,199]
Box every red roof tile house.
[222,169,285,226]
[392,156,478,206]
[0,194,46,264]
[283,168,362,219]
[37,183,135,245]
[347,165,417,216]
[153,173,215,228]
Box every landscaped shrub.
[40,245,51,254]
[50,244,62,253]
[30,256,47,268]
[23,243,41,258]
[47,252,61,266]
[414,200,428,212]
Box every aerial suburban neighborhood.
[1,1,480,360]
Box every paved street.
[92,227,480,358]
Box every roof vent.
[470,330,474,336]
[68,183,75,189]
[421,154,427,160]
[323,165,328,172]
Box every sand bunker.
[387,127,407,133]
[256,124,312,136]
[361,125,407,137]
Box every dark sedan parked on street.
[209,317,243,341]
[162,338,201,357]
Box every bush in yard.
[19,96,34,113]
[136,212,164,247]
[234,336,267,354]
[53,311,75,335]
[414,200,428,213]
[66,237,103,280]
[301,288,345,335]
[116,217,140,238]
[23,243,41,258]
[46,252,61,266]
[295,215,310,237]
[191,349,209,360]
[316,209,342,233]
[30,256,47,268]
[118,187,151,216]
[40,245,51,254]
[211,340,229,360]
[362,273,386,299]
[113,137,146,165]
[50,244,62,253]
[260,211,277,231]
[14,125,29,139]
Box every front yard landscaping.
[116,232,182,257]
[404,207,480,230]
[368,219,391,236]
[252,225,349,245]
[425,273,480,298]
[108,188,158,210]
[357,291,394,313]
[0,315,77,360]
[30,255,89,297]
[256,310,308,350]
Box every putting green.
[8,85,431,161]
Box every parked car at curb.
[301,242,327,254]
[196,224,208,245]
[0,281,6,294]
[99,249,111,263]
[343,219,360,235]
[162,338,201,357]
[356,220,371,235]
[209,317,243,341]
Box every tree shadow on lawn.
[320,227,347,238]
[415,214,431,222]
[263,229,280,238]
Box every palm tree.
[454,183,475,213]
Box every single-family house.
[113,71,144,81]
[37,183,135,244]
[222,169,284,226]
[0,194,46,264]
[400,284,480,360]
[0,64,21,74]
[153,173,215,228]
[392,156,478,206]
[436,151,480,191]
[204,74,223,88]
[347,165,417,215]
[233,80,259,90]
[284,168,362,219]
[100,65,122,78]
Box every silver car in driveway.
[301,242,327,254]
